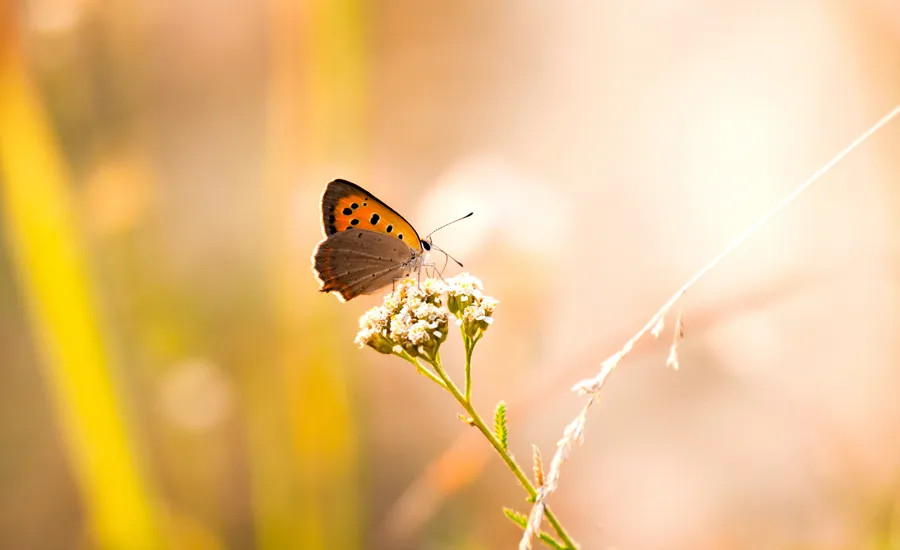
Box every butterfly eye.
[422,240,431,251]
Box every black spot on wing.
[350,219,359,226]
[342,207,352,215]
[351,203,359,209]
[370,213,380,225]
[386,225,393,233]
[398,234,403,240]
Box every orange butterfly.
[311,179,469,302]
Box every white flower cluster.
[355,278,449,358]
[445,274,498,339]
[355,273,499,358]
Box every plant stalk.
[397,351,447,389]
[463,335,474,403]
[426,353,577,549]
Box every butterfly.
[311,179,469,302]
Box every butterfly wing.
[320,179,423,247]
[313,228,419,301]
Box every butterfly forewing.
[321,179,422,247]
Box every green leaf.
[503,507,527,528]
[494,401,508,451]
[538,533,568,550]
[502,508,568,550]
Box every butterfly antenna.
[425,212,473,238]
[430,244,464,268]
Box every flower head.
[445,273,498,339]
[353,304,393,353]
[355,274,496,360]
[355,278,450,359]
[445,273,484,314]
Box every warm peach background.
[1,1,899,549]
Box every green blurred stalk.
[0,19,164,550]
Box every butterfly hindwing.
[320,179,422,249]
[313,228,416,301]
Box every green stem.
[463,335,474,403]
[424,353,577,549]
[397,351,447,389]
[462,331,483,404]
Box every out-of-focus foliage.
[0,13,163,550]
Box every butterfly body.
[312,179,433,302]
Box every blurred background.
[1,1,900,549]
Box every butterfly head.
[419,235,460,265]
[421,212,473,272]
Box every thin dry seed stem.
[573,103,900,396]
[667,308,684,370]
[519,103,900,550]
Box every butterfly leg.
[438,250,449,277]
[391,276,408,295]
[391,275,412,295]
[422,261,449,284]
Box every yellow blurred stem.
[0,36,164,550]
[256,0,366,548]
[294,1,365,543]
